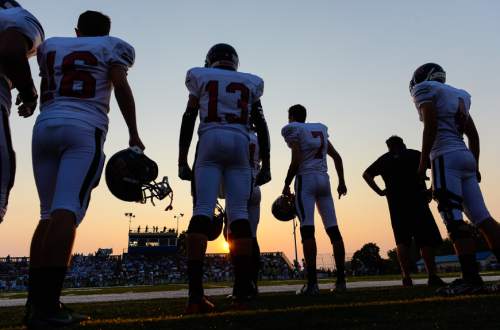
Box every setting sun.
[222,241,230,253]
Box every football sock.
[40,267,67,313]
[306,265,317,286]
[252,239,261,285]
[458,254,482,284]
[27,267,43,308]
[232,255,252,299]
[187,260,204,303]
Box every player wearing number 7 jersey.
[25,11,144,328]
[281,104,347,295]
[178,43,271,312]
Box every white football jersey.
[249,131,260,177]
[0,6,44,111]
[282,122,329,175]
[411,81,471,160]
[37,36,135,133]
[185,67,264,136]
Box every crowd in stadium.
[0,252,294,292]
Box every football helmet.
[0,1,20,9]
[272,194,297,221]
[205,43,239,71]
[409,63,446,92]
[207,201,225,241]
[105,147,173,210]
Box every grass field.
[1,285,499,329]
[2,271,500,300]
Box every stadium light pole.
[124,212,135,232]
[292,217,299,269]
[174,213,184,235]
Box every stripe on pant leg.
[79,129,103,206]
[0,108,15,208]
[296,175,306,221]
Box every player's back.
[282,122,329,175]
[412,81,471,159]
[185,67,264,136]
[37,36,134,133]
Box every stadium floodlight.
[124,212,136,232]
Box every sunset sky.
[1,0,499,264]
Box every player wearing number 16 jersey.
[410,63,500,295]
[178,43,271,312]
[281,104,347,295]
[0,1,44,223]
[25,11,144,327]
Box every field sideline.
[1,285,499,329]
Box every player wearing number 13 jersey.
[281,104,347,295]
[178,43,271,311]
[25,11,144,328]
[410,63,500,295]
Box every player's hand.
[337,182,347,199]
[282,185,291,196]
[178,163,193,181]
[425,188,433,203]
[129,134,145,151]
[255,167,271,186]
[417,162,428,181]
[16,93,37,118]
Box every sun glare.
[222,241,230,253]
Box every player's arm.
[327,141,347,198]
[463,114,481,181]
[283,142,301,195]
[362,171,385,196]
[0,29,37,117]
[418,102,437,177]
[250,100,271,186]
[178,94,199,181]
[109,65,144,150]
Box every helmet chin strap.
[141,176,174,211]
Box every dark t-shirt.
[366,149,427,203]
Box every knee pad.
[300,225,315,242]
[187,215,211,235]
[230,219,252,239]
[446,220,472,242]
[326,226,342,243]
[434,189,463,220]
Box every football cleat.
[436,278,485,296]
[272,194,297,221]
[184,296,215,315]
[205,43,239,71]
[296,283,320,296]
[409,62,446,92]
[24,302,89,328]
[427,274,446,287]
[332,279,347,293]
[105,147,173,210]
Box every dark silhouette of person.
[363,136,444,287]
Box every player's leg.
[432,154,482,290]
[248,186,261,293]
[461,166,500,262]
[225,165,253,301]
[396,244,413,286]
[295,174,319,295]
[41,125,104,317]
[0,109,15,222]
[186,163,221,310]
[316,175,346,290]
[413,202,445,286]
